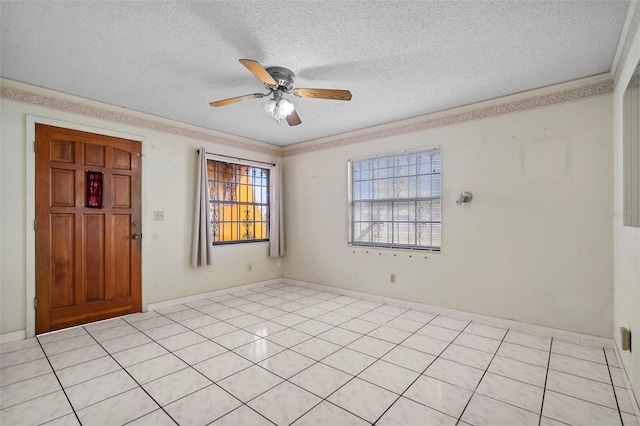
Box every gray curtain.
[191,148,213,267]
[269,161,285,257]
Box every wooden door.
[35,124,142,334]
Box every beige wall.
[614,1,640,402]
[0,91,282,335]
[0,75,618,342]
[283,95,614,337]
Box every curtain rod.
[196,150,275,167]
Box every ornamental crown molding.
[282,75,614,157]
[0,78,281,157]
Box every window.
[207,159,269,243]
[349,147,441,251]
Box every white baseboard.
[0,329,26,345]
[281,277,615,349]
[147,278,283,311]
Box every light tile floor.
[1,282,639,426]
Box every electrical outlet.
[154,211,164,221]
[247,263,253,272]
[390,273,396,284]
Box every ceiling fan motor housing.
[266,67,295,92]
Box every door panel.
[83,214,105,302]
[35,124,142,334]
[50,140,75,163]
[84,144,105,166]
[51,170,75,206]
[113,214,132,298]
[51,214,74,308]
[113,149,131,169]
[113,175,131,208]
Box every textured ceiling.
[0,1,630,147]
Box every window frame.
[206,154,271,245]
[347,146,442,252]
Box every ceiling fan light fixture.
[263,98,276,115]
[264,98,294,123]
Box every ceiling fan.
[210,59,352,126]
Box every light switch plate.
[154,211,164,221]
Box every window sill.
[213,240,269,246]
[348,243,441,253]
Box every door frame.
[25,115,146,337]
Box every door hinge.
[33,219,37,231]
[33,141,37,152]
[33,298,37,309]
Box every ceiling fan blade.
[239,59,277,89]
[209,93,264,107]
[294,88,352,101]
[286,110,302,126]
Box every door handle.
[132,233,141,240]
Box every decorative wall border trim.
[615,1,640,86]
[0,83,281,157]
[282,78,614,157]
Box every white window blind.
[349,147,441,251]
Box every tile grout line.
[476,339,623,423]
[121,315,262,424]
[22,283,571,426]
[368,318,470,425]
[16,283,620,426]
[284,308,432,425]
[28,286,567,367]
[603,348,625,426]
[498,343,613,375]
[27,313,577,373]
[542,344,633,417]
[7,286,394,424]
[187,285,417,425]
[204,405,276,426]
[210,290,409,425]
[538,337,554,426]
[197,286,399,425]
[85,286,519,425]
[454,328,510,425]
[406,329,521,417]
[142,314,279,426]
[33,335,83,426]
[47,362,125,393]
[136,286,378,425]
[0,340,40,356]
[66,328,562,405]
[0,360,52,391]
[80,327,181,426]
[537,388,632,415]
